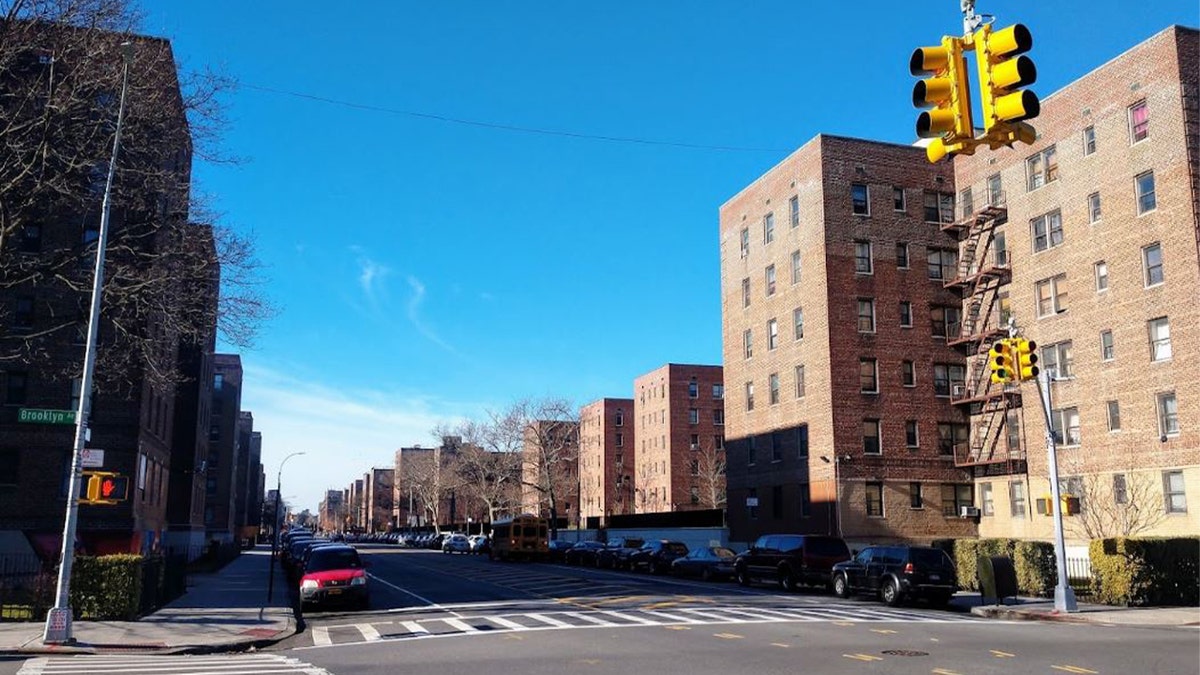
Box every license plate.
[326,588,342,595]
[929,574,941,581]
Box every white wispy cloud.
[242,360,476,510]
[352,248,391,312]
[406,275,456,353]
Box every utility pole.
[267,452,304,603]
[1033,370,1079,613]
[44,42,134,646]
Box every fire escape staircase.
[942,193,1025,473]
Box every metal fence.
[1065,555,1094,599]
[0,553,188,622]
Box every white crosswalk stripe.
[17,654,333,675]
[297,603,988,648]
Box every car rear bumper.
[899,581,957,595]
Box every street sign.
[81,449,104,468]
[18,408,76,425]
[745,497,759,507]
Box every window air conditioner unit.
[959,505,981,518]
[952,384,966,398]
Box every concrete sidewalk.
[0,546,296,655]
[954,593,1200,628]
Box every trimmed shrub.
[1090,537,1200,607]
[69,554,143,620]
[942,538,1055,597]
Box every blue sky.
[141,1,1197,511]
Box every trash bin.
[977,555,1018,606]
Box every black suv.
[596,537,644,569]
[831,545,957,606]
[733,534,851,591]
[628,540,689,574]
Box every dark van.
[733,534,851,591]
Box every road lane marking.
[713,632,743,639]
[681,608,747,623]
[871,629,898,634]
[932,669,963,675]
[486,616,530,630]
[310,626,332,646]
[525,613,573,628]
[642,609,703,623]
[356,623,382,641]
[400,620,429,635]
[1052,666,1098,674]
[843,653,883,662]
[366,572,448,612]
[441,617,479,632]
[665,625,691,630]
[598,610,659,625]
[771,643,790,648]
[564,612,617,626]
[991,650,1015,658]
[832,620,856,626]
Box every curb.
[970,606,1092,624]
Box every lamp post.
[43,41,135,646]
[267,452,305,603]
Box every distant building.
[578,398,636,524]
[632,364,725,514]
[521,421,580,526]
[368,467,394,533]
[206,355,243,544]
[318,490,344,533]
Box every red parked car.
[299,545,369,611]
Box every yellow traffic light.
[911,37,975,163]
[989,339,1015,384]
[974,23,1040,142]
[1013,338,1040,382]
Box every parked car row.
[279,529,370,612]
[550,533,958,607]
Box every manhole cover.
[881,650,930,657]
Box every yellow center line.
[1052,666,1098,674]
[843,653,884,662]
[871,628,898,634]
[932,669,963,675]
[991,649,1016,658]
[714,632,744,639]
[664,625,690,631]
[832,620,856,626]
[770,643,790,648]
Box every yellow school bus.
[488,514,549,561]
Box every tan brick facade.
[579,398,635,523]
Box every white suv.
[442,533,471,554]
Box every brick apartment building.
[206,354,243,543]
[720,135,978,547]
[631,364,726,514]
[947,25,1199,544]
[318,489,345,532]
[367,467,395,533]
[521,420,580,526]
[579,398,636,524]
[0,30,210,556]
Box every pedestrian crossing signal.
[82,472,129,504]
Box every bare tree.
[0,0,272,392]
[694,438,727,510]
[500,398,578,537]
[1064,471,1169,540]
[451,417,521,525]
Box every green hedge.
[69,554,143,621]
[1089,537,1200,607]
[932,538,1056,597]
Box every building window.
[743,329,753,359]
[795,365,806,398]
[905,420,919,447]
[1051,406,1081,446]
[1094,261,1109,292]
[1041,341,1074,378]
[1157,392,1178,436]
[854,240,873,274]
[793,307,804,340]
[747,487,758,519]
[688,408,699,425]
[767,318,779,350]
[1010,480,1027,518]
[713,408,724,425]
[995,231,1009,267]
[739,227,749,258]
[1113,474,1128,504]
[927,248,957,280]
[924,190,954,223]
[770,486,784,518]
[1100,330,1115,361]
[866,482,884,517]
[937,422,968,457]
[791,250,802,284]
[5,371,28,405]
[959,187,973,219]
[901,360,916,387]
[1035,274,1067,317]
[747,438,757,466]
[1088,192,1102,223]
[616,433,623,447]
[741,277,751,308]
[933,364,965,397]
[688,381,699,399]
[1164,471,1187,514]
[896,242,909,269]
[863,419,881,455]
[799,483,811,517]
[893,186,906,211]
[797,424,808,457]
[745,382,755,411]
[942,484,974,517]
[1136,171,1156,214]
[851,183,869,215]
[981,482,995,516]
[857,298,875,333]
[768,373,780,405]
[1026,145,1058,191]
[1106,400,1121,432]
[987,173,1003,205]
[712,384,724,399]
[765,265,776,296]
[790,195,800,228]
[1143,243,1163,286]
[931,305,961,339]
[859,359,878,393]
[763,212,775,244]
[1129,100,1149,143]
[1148,317,1171,361]
[899,301,913,328]
[910,482,924,509]
[615,409,624,426]
[714,434,724,450]
[1082,125,1096,155]
[1031,210,1064,252]
[13,296,33,331]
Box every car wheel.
[780,568,799,592]
[735,567,752,587]
[833,573,850,599]
[881,578,902,607]
[701,568,714,582]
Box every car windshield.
[713,547,735,559]
[665,543,688,555]
[911,548,953,568]
[307,549,362,572]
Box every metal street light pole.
[267,452,305,603]
[43,42,135,646]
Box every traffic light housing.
[911,36,975,163]
[974,23,1039,145]
[1013,337,1040,382]
[989,340,1015,384]
[83,472,129,504]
